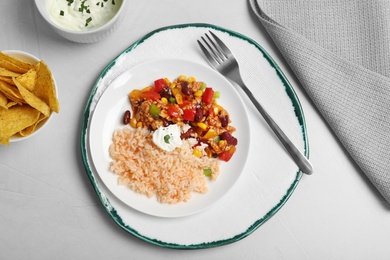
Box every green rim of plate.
[80,23,309,249]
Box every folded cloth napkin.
[250,0,390,203]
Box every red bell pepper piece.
[183,108,196,121]
[202,87,214,104]
[218,146,236,162]
[167,104,180,118]
[178,100,191,108]
[141,89,161,101]
[154,78,166,93]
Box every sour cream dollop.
[152,124,183,152]
[45,0,121,31]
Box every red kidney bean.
[160,86,172,99]
[181,82,191,96]
[123,110,131,125]
[220,131,238,146]
[219,115,229,127]
[194,108,203,122]
[161,118,170,127]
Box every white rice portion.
[109,126,220,204]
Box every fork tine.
[197,30,231,68]
[204,34,228,61]
[197,38,219,69]
[209,31,233,57]
[199,35,224,64]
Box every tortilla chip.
[0,76,15,85]
[6,101,17,109]
[19,113,47,137]
[0,67,21,78]
[0,52,34,72]
[13,78,50,117]
[0,80,24,104]
[15,69,36,91]
[0,91,7,109]
[0,60,30,74]
[34,61,59,113]
[0,105,40,145]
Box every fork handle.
[239,83,313,175]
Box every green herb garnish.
[79,0,90,13]
[164,135,170,144]
[85,17,92,26]
[60,10,64,16]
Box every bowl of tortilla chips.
[0,50,59,145]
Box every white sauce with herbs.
[45,0,121,31]
[152,125,183,152]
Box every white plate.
[88,58,250,218]
[81,23,309,249]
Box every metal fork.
[197,31,313,175]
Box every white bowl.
[34,0,128,43]
[3,50,57,143]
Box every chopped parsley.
[60,10,64,16]
[79,0,90,14]
[85,17,92,26]
[164,135,171,144]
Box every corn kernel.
[218,140,227,148]
[214,107,219,115]
[178,75,187,81]
[136,122,143,128]
[130,117,137,128]
[197,122,208,130]
[194,90,203,97]
[161,97,168,104]
[193,148,202,157]
[188,76,196,83]
[170,83,177,89]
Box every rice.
[109,126,220,204]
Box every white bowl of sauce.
[34,0,128,43]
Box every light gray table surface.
[1,1,390,259]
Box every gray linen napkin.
[249,0,390,203]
